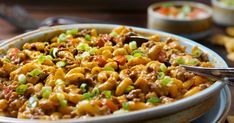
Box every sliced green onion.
[124,86,134,93]
[81,52,90,59]
[57,33,67,43]
[113,109,129,115]
[129,41,137,50]
[2,58,10,62]
[147,97,161,104]
[16,84,28,95]
[126,55,134,61]
[56,61,66,68]
[110,31,118,37]
[91,87,100,97]
[83,92,92,100]
[77,42,90,51]
[42,86,52,99]
[28,96,38,108]
[55,79,65,85]
[176,57,185,65]
[161,76,172,86]
[50,48,59,58]
[104,66,115,71]
[38,55,53,64]
[66,28,78,36]
[59,99,68,107]
[29,69,42,77]
[157,72,165,80]
[122,102,129,110]
[102,90,112,99]
[80,83,88,92]
[182,5,191,14]
[160,63,167,73]
[85,34,91,41]
[56,93,65,101]
[192,49,203,58]
[89,47,98,55]
[18,74,26,84]
[132,50,144,57]
[188,59,199,66]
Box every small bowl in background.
[212,0,234,26]
[147,1,213,40]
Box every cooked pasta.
[0,26,214,120]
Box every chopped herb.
[57,33,67,43]
[55,79,65,85]
[56,61,66,67]
[50,48,59,58]
[147,97,161,104]
[110,31,118,37]
[77,42,90,51]
[18,74,26,84]
[104,66,115,71]
[85,34,91,41]
[126,55,134,61]
[28,96,38,108]
[102,91,112,99]
[59,99,68,107]
[122,102,129,110]
[160,63,167,73]
[66,28,78,36]
[80,83,88,92]
[192,49,203,58]
[161,76,172,86]
[56,93,65,101]
[29,69,42,77]
[124,86,134,93]
[16,84,28,95]
[89,47,98,55]
[2,58,10,62]
[176,57,185,65]
[132,50,144,57]
[38,55,53,64]
[157,72,165,80]
[188,59,199,66]
[42,86,52,99]
[129,41,137,50]
[91,87,100,97]
[83,92,92,100]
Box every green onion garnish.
[42,86,52,99]
[132,50,144,57]
[188,59,199,66]
[28,69,42,77]
[66,28,78,36]
[124,86,134,93]
[16,84,28,95]
[57,33,67,43]
[56,61,66,68]
[176,57,185,65]
[85,34,91,41]
[59,99,68,107]
[91,87,100,97]
[18,74,26,84]
[122,102,129,110]
[55,79,65,85]
[77,42,90,51]
[104,66,115,71]
[147,97,161,104]
[89,47,98,55]
[28,96,38,108]
[2,58,10,62]
[126,55,134,61]
[102,90,112,99]
[157,72,165,80]
[182,5,191,14]
[83,92,92,100]
[129,41,137,50]
[110,31,118,37]
[161,76,172,86]
[160,63,167,73]
[192,49,203,58]
[80,83,88,92]
[50,48,59,58]
[38,55,53,64]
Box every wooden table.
[0,0,233,120]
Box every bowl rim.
[148,1,213,22]
[0,24,227,123]
[212,0,234,10]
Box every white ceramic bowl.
[212,0,234,26]
[0,24,227,123]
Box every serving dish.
[212,0,234,26]
[0,24,226,123]
[147,1,213,39]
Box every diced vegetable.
[126,55,134,61]
[56,93,67,107]
[110,31,118,37]
[77,42,90,51]
[80,83,88,92]
[124,86,134,93]
[160,63,167,73]
[16,84,28,95]
[59,99,68,107]
[122,102,129,110]
[161,76,172,86]
[147,97,161,104]
[91,87,100,97]
[89,47,98,55]
[28,96,38,108]
[157,72,165,80]
[104,66,115,71]
[57,33,67,43]
[50,48,59,58]
[83,92,92,100]
[42,86,52,99]
[56,61,66,67]
[132,50,144,57]
[176,57,185,64]
[102,91,112,99]
[38,55,53,64]
[85,34,91,41]
[18,74,26,84]
[192,49,203,58]
[129,41,137,50]
[29,69,42,77]
[66,28,78,36]
[55,79,65,85]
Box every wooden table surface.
[0,0,234,121]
